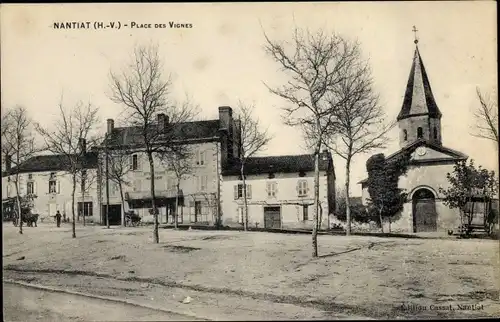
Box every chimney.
[79,138,87,154]
[218,106,234,168]
[157,113,167,131]
[218,106,233,131]
[107,119,114,134]
[5,155,12,171]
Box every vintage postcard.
[1,2,498,321]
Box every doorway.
[264,206,281,229]
[412,188,437,232]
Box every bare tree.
[109,44,198,243]
[107,149,133,226]
[322,46,392,236]
[472,87,498,146]
[263,27,352,257]
[159,147,192,229]
[35,100,100,238]
[1,106,38,234]
[235,101,272,231]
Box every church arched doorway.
[412,188,437,232]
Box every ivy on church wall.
[365,152,411,232]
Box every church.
[359,36,468,233]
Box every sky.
[1,2,497,196]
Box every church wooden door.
[412,188,437,232]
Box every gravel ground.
[3,223,500,319]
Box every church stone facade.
[360,40,468,233]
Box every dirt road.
[3,282,202,321]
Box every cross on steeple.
[412,25,419,44]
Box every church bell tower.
[397,27,443,149]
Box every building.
[2,105,337,230]
[95,106,241,226]
[359,38,468,233]
[221,151,336,229]
[1,140,99,222]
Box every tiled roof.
[397,46,442,121]
[222,153,332,176]
[103,120,221,148]
[357,139,467,184]
[2,152,98,176]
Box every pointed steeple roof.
[397,45,442,121]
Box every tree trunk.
[175,181,180,229]
[312,147,320,258]
[379,209,384,233]
[216,146,221,230]
[148,153,159,243]
[15,176,22,235]
[388,218,392,233]
[105,149,110,229]
[119,182,125,226]
[345,157,352,236]
[240,163,248,231]
[82,178,86,227]
[71,175,77,238]
[317,203,323,231]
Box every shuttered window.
[297,180,308,197]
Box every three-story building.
[95,106,241,226]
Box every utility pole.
[105,133,110,229]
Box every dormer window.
[417,127,423,139]
[403,129,408,141]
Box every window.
[28,174,33,180]
[297,180,308,197]
[303,205,309,221]
[132,179,141,192]
[50,172,56,179]
[27,181,34,195]
[196,150,206,166]
[195,176,208,191]
[167,177,176,190]
[49,180,57,194]
[130,154,139,170]
[110,182,118,196]
[267,182,277,198]
[433,127,438,139]
[417,127,423,139]
[234,183,251,199]
[77,202,93,217]
[237,206,244,224]
[403,129,408,141]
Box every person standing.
[55,210,62,227]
